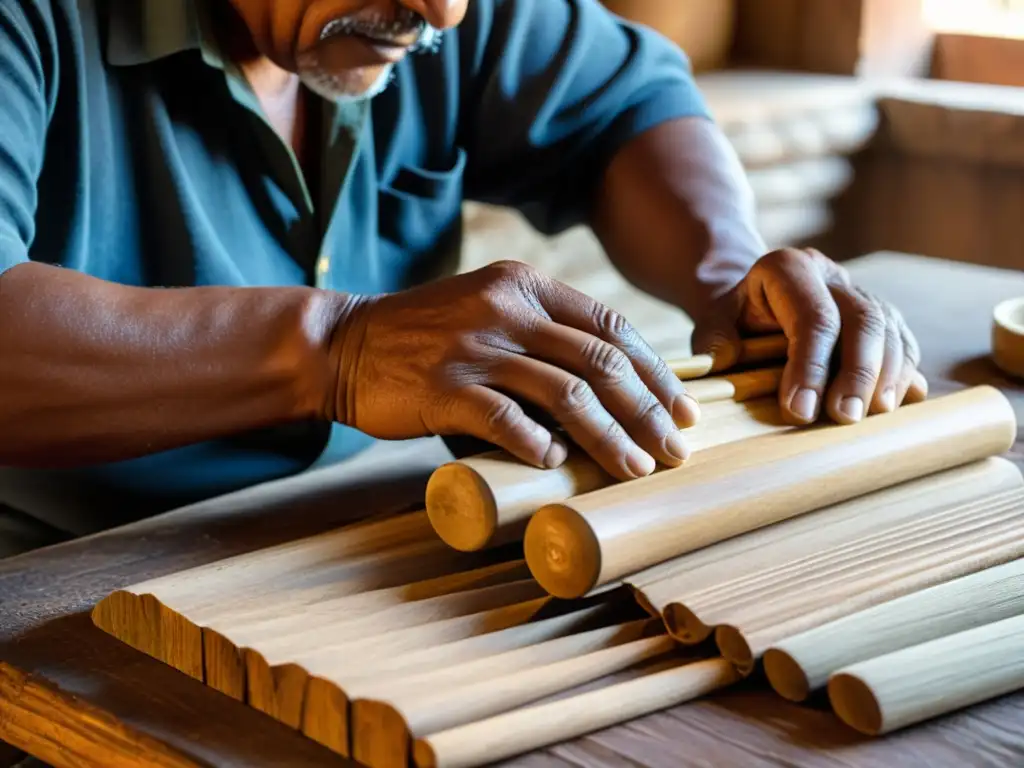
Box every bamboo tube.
[306,602,616,757]
[352,635,678,768]
[764,557,1024,702]
[708,487,1024,672]
[828,613,1024,736]
[412,657,740,768]
[666,334,787,379]
[426,396,791,553]
[524,385,1017,599]
[629,458,1022,620]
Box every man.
[0,0,926,558]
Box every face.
[227,1,469,101]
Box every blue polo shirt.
[0,0,709,532]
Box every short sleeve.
[457,0,711,235]
[0,1,54,276]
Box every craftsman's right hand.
[329,260,700,480]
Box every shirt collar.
[105,0,223,68]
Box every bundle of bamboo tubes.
[91,336,1024,766]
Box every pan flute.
[92,342,1024,768]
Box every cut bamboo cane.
[352,634,678,768]
[666,334,787,379]
[426,396,791,553]
[304,601,616,757]
[828,613,1024,736]
[524,385,1017,599]
[763,557,1024,702]
[629,457,1022,621]
[412,657,740,768]
[242,597,556,732]
[91,509,442,677]
[707,487,1024,672]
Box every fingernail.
[791,388,819,422]
[838,396,865,423]
[543,436,568,468]
[626,448,656,478]
[672,393,701,426]
[879,387,896,412]
[663,430,690,463]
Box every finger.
[897,319,928,405]
[526,317,697,438]
[821,283,887,424]
[906,370,929,403]
[690,285,747,374]
[425,385,567,470]
[488,355,663,480]
[745,254,841,425]
[863,305,904,415]
[532,280,695,423]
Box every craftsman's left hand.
[691,247,929,425]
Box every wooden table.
[3,251,1024,768]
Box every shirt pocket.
[377,148,467,287]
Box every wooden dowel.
[682,366,784,403]
[709,488,1024,672]
[666,334,787,379]
[426,397,791,553]
[828,613,1024,736]
[629,458,1022,621]
[312,602,616,757]
[412,658,740,768]
[764,557,1024,702]
[524,386,1017,599]
[676,488,1023,638]
[352,635,677,767]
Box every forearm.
[590,116,766,321]
[0,262,348,467]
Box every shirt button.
[317,255,330,276]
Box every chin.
[298,63,395,102]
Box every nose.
[399,0,467,30]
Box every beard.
[295,8,444,103]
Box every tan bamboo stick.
[304,601,616,757]
[91,509,443,677]
[352,634,678,768]
[666,486,1024,641]
[242,597,555,731]
[828,613,1024,736]
[708,488,1024,672]
[763,557,1024,702]
[524,385,1017,599]
[426,396,791,553]
[629,458,1022,621]
[666,334,787,379]
[412,657,740,768]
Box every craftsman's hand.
[691,248,928,425]
[331,261,700,480]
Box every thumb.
[690,287,746,373]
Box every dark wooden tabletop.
[2,251,1024,768]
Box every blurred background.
[460,0,1024,359]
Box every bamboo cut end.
[524,503,601,599]
[715,626,756,675]
[412,738,439,768]
[425,463,498,552]
[827,672,883,736]
[762,648,811,702]
[662,603,712,645]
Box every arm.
[0,4,348,468]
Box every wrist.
[298,288,375,425]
